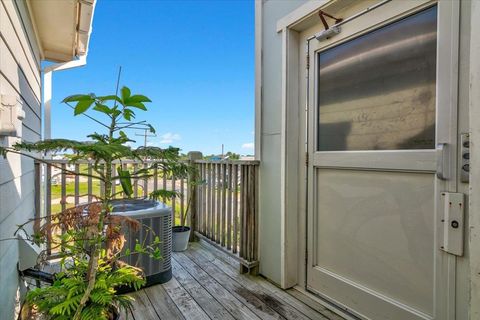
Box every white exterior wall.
[0,0,42,318]
[256,0,307,285]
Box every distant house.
[0,0,95,317]
[256,1,480,319]
[209,155,223,161]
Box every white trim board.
[276,0,329,32]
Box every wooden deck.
[125,241,344,320]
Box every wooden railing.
[34,154,259,272]
[194,160,259,272]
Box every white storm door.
[306,2,459,320]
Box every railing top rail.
[195,160,260,165]
[36,159,260,166]
[35,159,188,165]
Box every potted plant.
[1,86,188,319]
[171,179,195,252]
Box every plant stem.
[73,111,117,320]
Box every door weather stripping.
[315,0,392,42]
[440,192,465,256]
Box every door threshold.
[291,285,361,320]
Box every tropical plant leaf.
[126,95,151,103]
[93,104,113,114]
[74,100,96,115]
[121,86,131,102]
[125,102,147,111]
[97,95,122,104]
[147,124,156,134]
[117,166,133,197]
[62,94,95,103]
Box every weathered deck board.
[171,259,237,320]
[129,290,161,320]
[162,276,210,320]
[173,252,262,320]
[185,247,313,320]
[127,242,343,320]
[143,284,184,319]
[190,242,331,320]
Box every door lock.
[440,192,464,256]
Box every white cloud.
[242,142,254,149]
[159,132,181,144]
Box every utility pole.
[135,129,156,148]
[221,144,224,159]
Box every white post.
[43,70,52,141]
[469,0,480,318]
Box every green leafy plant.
[1,86,189,320]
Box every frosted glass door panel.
[317,6,437,151]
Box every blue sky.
[50,0,254,156]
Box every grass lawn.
[51,181,101,199]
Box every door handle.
[436,143,449,180]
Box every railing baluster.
[121,163,128,198]
[74,164,80,206]
[88,163,93,202]
[232,164,238,254]
[247,165,254,262]
[239,164,246,260]
[253,164,258,261]
[61,163,67,213]
[111,163,116,199]
[172,174,177,225]
[221,163,227,247]
[202,163,207,234]
[211,163,217,241]
[216,163,221,243]
[45,163,52,255]
[181,176,185,226]
[34,162,41,233]
[100,163,105,198]
[162,165,167,203]
[133,163,138,198]
[153,164,158,192]
[227,163,232,250]
[143,162,148,198]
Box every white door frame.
[274,0,461,317]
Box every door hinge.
[306,54,310,70]
[305,152,309,166]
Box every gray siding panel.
[0,0,41,318]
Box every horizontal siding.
[0,39,41,119]
[0,0,41,319]
[0,165,35,218]
[0,0,41,85]
[0,139,34,185]
[7,0,41,67]
[0,242,24,318]
[0,74,41,135]
[0,188,35,260]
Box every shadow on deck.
[125,241,344,320]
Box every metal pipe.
[21,268,55,284]
[335,0,392,28]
